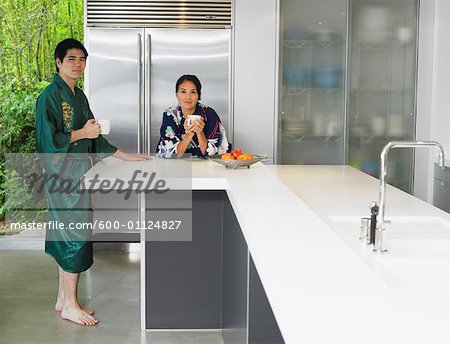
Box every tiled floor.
[0,241,223,344]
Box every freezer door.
[86,29,143,238]
[86,28,143,153]
[144,28,231,154]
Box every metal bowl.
[208,154,268,169]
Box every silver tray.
[208,154,268,169]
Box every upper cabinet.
[348,0,418,192]
[277,0,418,192]
[278,0,347,165]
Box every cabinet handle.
[137,33,143,154]
[147,33,152,154]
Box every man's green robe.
[35,74,117,273]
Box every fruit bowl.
[208,154,268,169]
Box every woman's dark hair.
[175,74,202,100]
[54,38,88,73]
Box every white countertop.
[85,158,450,343]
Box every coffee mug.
[187,115,201,126]
[96,119,111,135]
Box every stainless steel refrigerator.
[85,28,231,154]
[84,28,231,240]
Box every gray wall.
[233,0,277,163]
[415,0,450,201]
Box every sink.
[327,215,450,257]
[327,215,450,289]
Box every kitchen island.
[83,158,450,344]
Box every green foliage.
[0,0,84,82]
[0,164,47,230]
[0,81,45,154]
[0,0,84,224]
[0,81,49,224]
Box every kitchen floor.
[0,241,224,344]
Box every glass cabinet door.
[278,0,347,164]
[278,0,418,193]
[348,0,418,192]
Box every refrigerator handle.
[137,33,143,154]
[146,33,152,154]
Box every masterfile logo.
[26,169,170,200]
[3,153,195,242]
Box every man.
[35,38,150,326]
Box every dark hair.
[175,74,202,100]
[54,38,88,73]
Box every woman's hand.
[113,150,152,161]
[191,118,205,135]
[183,118,204,135]
[191,118,207,155]
[183,119,196,135]
[183,118,206,155]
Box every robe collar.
[53,74,79,97]
[178,103,205,119]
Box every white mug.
[96,119,111,135]
[187,115,201,126]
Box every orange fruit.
[231,148,243,159]
[237,153,254,160]
[221,153,235,160]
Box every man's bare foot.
[61,306,99,326]
[55,297,94,315]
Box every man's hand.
[113,150,152,161]
[70,119,100,143]
[82,119,101,139]
[120,153,152,161]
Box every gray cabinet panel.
[145,191,223,329]
[249,256,284,344]
[434,165,450,213]
[222,193,248,343]
[143,191,284,341]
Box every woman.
[156,74,230,158]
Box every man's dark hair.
[175,74,202,100]
[54,38,88,73]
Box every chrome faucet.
[373,141,445,252]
